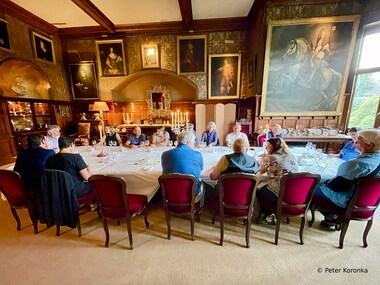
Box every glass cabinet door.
[33,102,52,129]
[7,101,34,132]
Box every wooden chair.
[71,122,91,145]
[309,176,380,248]
[257,134,266,147]
[257,173,320,245]
[158,173,202,241]
[210,173,258,248]
[89,175,149,249]
[0,170,38,234]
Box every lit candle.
[186,112,188,130]
[99,126,103,143]
[266,124,269,142]
[177,110,180,128]
[171,112,174,129]
[132,103,135,114]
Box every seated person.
[268,123,282,139]
[329,127,360,161]
[314,129,380,228]
[225,122,249,147]
[201,121,219,147]
[125,126,146,148]
[14,135,55,188]
[151,126,170,147]
[103,125,122,146]
[210,138,260,181]
[161,131,204,203]
[256,137,299,224]
[45,136,92,198]
[188,123,200,145]
[44,125,60,153]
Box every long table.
[78,146,343,201]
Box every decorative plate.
[329,129,339,136]
[281,128,289,136]
[313,128,323,135]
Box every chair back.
[346,176,380,220]
[278,173,320,216]
[77,122,91,139]
[0,170,31,206]
[89,175,130,219]
[217,173,258,217]
[158,173,197,213]
[257,134,266,147]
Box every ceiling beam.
[178,0,193,31]
[71,0,115,33]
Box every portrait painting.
[177,35,207,74]
[96,39,126,77]
[59,105,70,118]
[0,58,51,100]
[208,53,241,100]
[141,44,159,68]
[31,31,55,63]
[0,18,11,50]
[68,62,99,100]
[261,16,360,116]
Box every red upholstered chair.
[158,173,201,240]
[89,175,149,249]
[309,176,380,249]
[0,170,38,234]
[210,173,258,248]
[257,173,320,245]
[257,134,266,147]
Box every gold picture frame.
[0,18,11,51]
[177,35,207,75]
[68,62,99,100]
[208,53,241,100]
[141,44,159,68]
[95,39,126,77]
[59,105,70,118]
[31,31,55,63]
[260,16,360,117]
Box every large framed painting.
[0,18,11,50]
[177,35,207,74]
[141,44,159,68]
[31,31,55,63]
[260,16,360,117]
[95,39,126,77]
[68,62,99,100]
[208,53,241,100]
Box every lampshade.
[92,101,109,112]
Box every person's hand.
[130,144,138,149]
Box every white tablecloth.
[77,146,343,201]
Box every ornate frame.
[31,31,55,63]
[141,44,159,68]
[177,35,207,75]
[95,39,126,77]
[145,84,171,117]
[261,16,360,116]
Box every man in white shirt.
[44,125,60,153]
[225,122,249,147]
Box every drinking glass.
[144,140,150,147]
[92,140,97,146]
[169,140,173,147]
[174,141,178,147]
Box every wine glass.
[144,140,150,147]
[92,140,97,146]
[174,141,178,147]
[169,140,173,147]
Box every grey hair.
[47,125,60,131]
[358,129,380,152]
[208,121,216,129]
[232,138,247,153]
[177,131,195,144]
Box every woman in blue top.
[201,121,219,147]
[329,127,360,161]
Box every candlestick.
[99,125,103,143]
[265,124,269,142]
[177,110,180,129]
[186,112,188,130]
[171,112,174,129]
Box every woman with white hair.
[314,129,380,228]
[201,121,219,147]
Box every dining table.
[77,145,344,201]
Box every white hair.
[177,131,195,144]
[358,129,380,152]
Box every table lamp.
[92,101,109,157]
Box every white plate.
[329,129,339,136]
[281,128,289,136]
[313,128,323,135]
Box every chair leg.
[363,219,373,248]
[164,209,171,240]
[56,225,60,236]
[339,220,350,249]
[103,219,110,248]
[126,218,133,250]
[286,217,290,224]
[77,216,82,237]
[246,218,252,248]
[144,207,150,228]
[190,211,195,241]
[308,204,315,227]
[10,207,21,231]
[219,216,224,246]
[27,207,38,234]
[275,216,281,245]
[299,217,305,245]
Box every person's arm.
[225,134,231,146]
[79,167,91,181]
[209,156,228,181]
[211,131,219,146]
[116,133,123,146]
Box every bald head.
[232,138,248,153]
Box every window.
[348,23,380,129]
